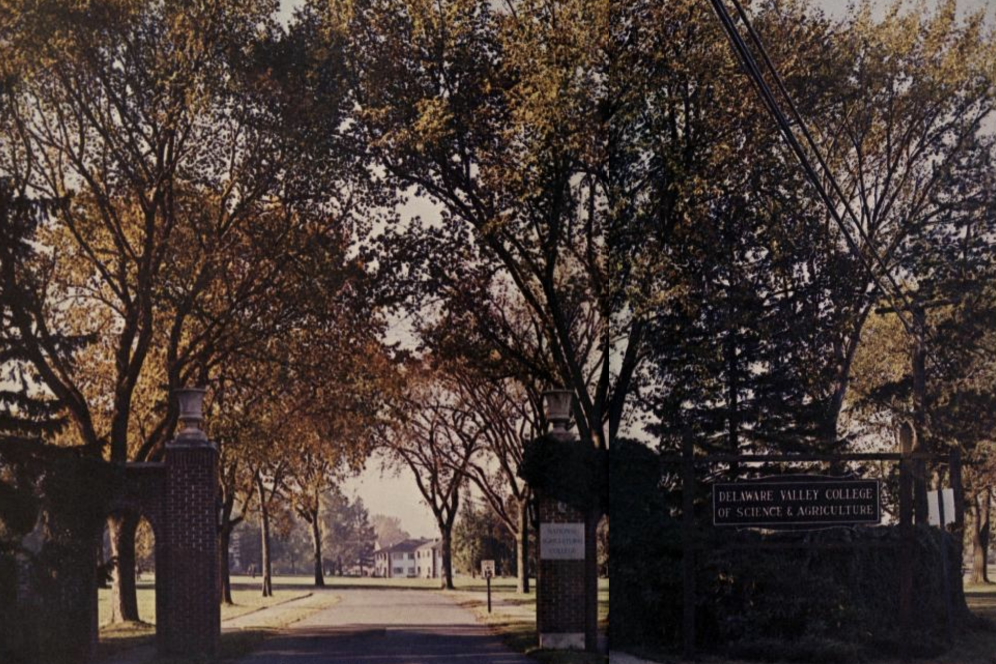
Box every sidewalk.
[103,591,336,664]
[222,591,324,629]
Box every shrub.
[608,439,970,661]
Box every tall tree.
[0,180,73,558]
[452,498,517,578]
[327,0,684,638]
[382,363,480,589]
[322,493,376,576]
[210,376,268,605]
[435,357,542,593]
[639,0,996,463]
[799,0,996,444]
[0,0,374,620]
[254,461,287,598]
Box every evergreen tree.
[452,499,517,578]
[321,492,376,576]
[0,177,80,548]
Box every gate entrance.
[30,389,221,663]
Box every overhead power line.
[706,0,958,372]
[726,0,922,312]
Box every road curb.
[222,592,315,625]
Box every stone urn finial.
[174,387,208,442]
[542,388,573,440]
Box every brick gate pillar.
[161,388,219,658]
[536,389,588,650]
[537,497,586,649]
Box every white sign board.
[540,523,585,560]
[481,559,495,577]
[928,488,956,526]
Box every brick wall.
[537,497,586,637]
[162,443,220,657]
[5,445,220,663]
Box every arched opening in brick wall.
[3,447,218,663]
[96,508,165,657]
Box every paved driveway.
[235,587,533,664]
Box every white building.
[374,539,425,578]
[415,540,443,579]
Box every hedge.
[608,438,977,662]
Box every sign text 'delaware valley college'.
[712,477,881,528]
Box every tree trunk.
[108,513,141,623]
[96,538,109,589]
[441,529,455,590]
[972,488,991,584]
[726,328,740,479]
[219,521,234,605]
[258,476,273,597]
[310,515,325,588]
[825,310,871,451]
[516,499,530,594]
[911,307,929,524]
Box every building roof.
[415,539,442,552]
[377,538,429,555]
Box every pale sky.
[343,453,440,539]
[283,0,994,539]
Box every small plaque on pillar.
[540,523,585,560]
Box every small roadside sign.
[481,559,496,613]
[481,559,496,578]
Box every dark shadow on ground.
[236,624,530,663]
[965,588,996,623]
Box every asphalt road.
[235,587,534,664]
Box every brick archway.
[100,463,168,657]
[86,440,219,662]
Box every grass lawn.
[449,577,609,664]
[97,575,333,663]
[97,576,313,626]
[964,579,996,623]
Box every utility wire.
[706,0,961,373]
[728,0,993,371]
[728,0,920,311]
